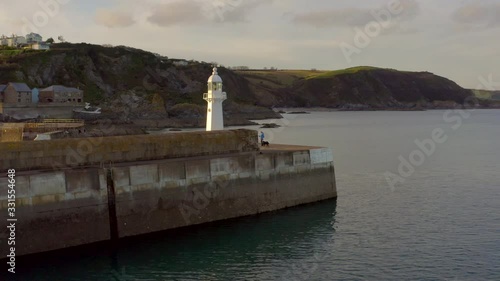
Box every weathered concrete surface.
[0,144,336,257]
[111,147,336,238]
[0,169,110,257]
[0,129,259,172]
[115,164,336,238]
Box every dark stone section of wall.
[0,129,259,172]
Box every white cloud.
[0,0,498,89]
[145,0,273,26]
[95,9,135,28]
[147,1,204,27]
[291,0,420,29]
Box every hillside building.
[1,82,32,104]
[39,85,84,104]
[26,33,42,43]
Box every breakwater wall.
[0,129,258,172]
[0,130,336,257]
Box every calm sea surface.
[13,110,500,281]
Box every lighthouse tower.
[204,67,227,131]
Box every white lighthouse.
[204,67,227,131]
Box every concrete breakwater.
[0,130,336,257]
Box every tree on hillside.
[46,37,54,44]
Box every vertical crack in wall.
[106,168,119,241]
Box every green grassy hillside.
[472,89,500,100]
[236,67,478,109]
[1,43,495,117]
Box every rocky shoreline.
[5,103,499,140]
[70,103,500,138]
[274,102,500,113]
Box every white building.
[31,42,50,50]
[203,67,227,131]
[5,36,26,47]
[173,60,188,66]
[26,32,43,43]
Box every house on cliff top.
[26,32,42,43]
[1,33,50,50]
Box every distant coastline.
[274,105,500,114]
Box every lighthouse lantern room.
[204,66,227,131]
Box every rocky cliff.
[1,44,497,129]
[0,43,280,127]
[237,67,499,110]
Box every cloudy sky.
[1,0,499,89]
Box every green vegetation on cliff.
[236,67,482,109]
[307,66,382,79]
[0,43,280,123]
[1,43,495,120]
[472,89,500,101]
